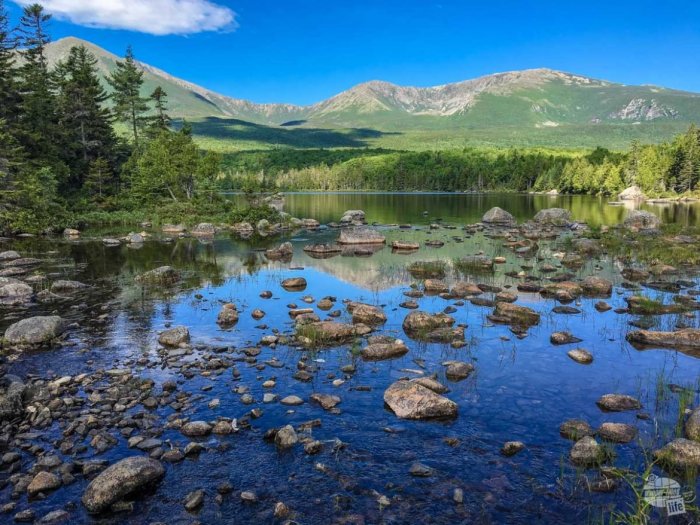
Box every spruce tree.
[149,86,171,133]
[0,0,19,124]
[16,3,59,166]
[107,46,149,147]
[55,45,116,187]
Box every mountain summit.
[44,37,700,137]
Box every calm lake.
[229,191,700,228]
[1,192,699,524]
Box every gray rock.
[181,421,212,437]
[337,227,386,245]
[3,316,66,346]
[654,439,700,470]
[158,326,190,347]
[482,207,515,225]
[28,471,61,496]
[623,210,661,232]
[81,456,165,513]
[533,208,571,226]
[596,394,641,412]
[275,425,298,448]
[50,280,87,293]
[192,223,216,236]
[384,380,457,420]
[135,266,180,285]
[685,407,700,441]
[570,436,606,466]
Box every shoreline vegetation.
[1,3,700,236]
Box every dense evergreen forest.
[1,2,699,235]
[222,132,700,195]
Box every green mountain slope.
[42,37,700,150]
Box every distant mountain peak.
[42,37,700,131]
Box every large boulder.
[0,281,33,305]
[3,316,66,346]
[158,326,190,347]
[337,227,386,245]
[623,210,661,232]
[482,207,516,225]
[619,185,647,201]
[383,380,457,420]
[686,407,700,441]
[135,266,180,286]
[626,328,700,349]
[654,439,700,471]
[0,375,27,420]
[533,208,572,226]
[81,456,165,513]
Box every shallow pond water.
[1,194,699,524]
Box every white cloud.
[13,0,237,35]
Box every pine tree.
[0,0,19,124]
[107,46,149,147]
[55,45,116,187]
[148,86,171,134]
[83,157,111,199]
[16,3,59,165]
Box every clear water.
[1,193,699,524]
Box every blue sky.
[7,0,700,105]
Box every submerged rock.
[3,316,66,346]
[82,456,165,513]
[550,331,582,345]
[383,380,457,420]
[444,361,475,381]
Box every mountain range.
[43,37,700,148]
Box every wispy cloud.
[13,0,237,35]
